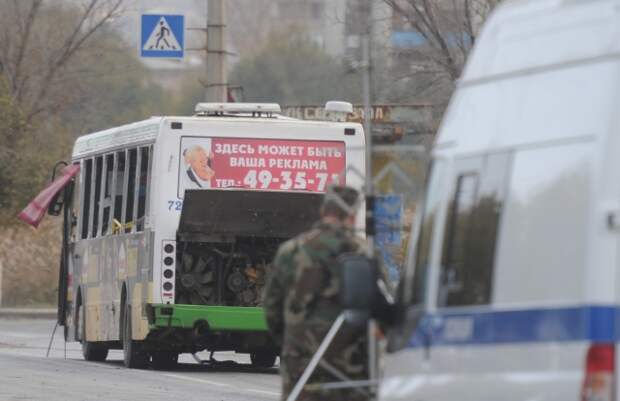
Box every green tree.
[0,1,177,306]
[0,0,124,122]
[0,82,70,218]
[0,2,172,219]
[59,26,171,135]
[230,32,362,105]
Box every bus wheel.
[250,351,277,368]
[79,304,108,362]
[151,351,179,370]
[122,304,149,369]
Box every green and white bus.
[56,103,366,369]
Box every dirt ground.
[0,219,61,307]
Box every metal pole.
[361,1,379,396]
[286,313,347,401]
[362,0,373,197]
[206,0,228,102]
[46,322,59,358]
[0,260,3,307]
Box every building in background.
[116,0,207,92]
[117,0,445,115]
[124,1,394,76]
[282,104,435,146]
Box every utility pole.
[0,260,3,307]
[206,0,228,102]
[361,0,378,396]
[362,0,373,197]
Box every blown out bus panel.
[148,190,323,334]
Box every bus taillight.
[161,240,176,303]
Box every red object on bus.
[17,164,80,228]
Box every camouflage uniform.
[264,220,374,401]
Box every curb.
[0,308,56,319]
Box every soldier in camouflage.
[264,185,376,401]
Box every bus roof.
[71,114,363,159]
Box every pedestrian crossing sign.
[141,14,184,58]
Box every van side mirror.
[338,254,427,353]
[338,253,401,328]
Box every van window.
[409,161,446,306]
[438,153,511,307]
[493,144,589,304]
[80,159,92,240]
[136,146,151,232]
[124,148,137,233]
[439,173,479,306]
[92,156,103,238]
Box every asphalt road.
[0,318,280,401]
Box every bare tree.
[0,0,124,123]
[383,0,499,99]
[227,0,278,58]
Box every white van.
[379,1,620,400]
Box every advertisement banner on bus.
[179,137,346,197]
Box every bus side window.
[136,146,151,232]
[92,156,103,238]
[101,154,114,235]
[124,148,137,233]
[70,161,81,241]
[113,151,126,233]
[81,159,93,240]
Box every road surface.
[0,318,280,401]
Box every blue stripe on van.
[409,306,620,348]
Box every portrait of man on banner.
[181,139,215,190]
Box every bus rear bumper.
[147,304,269,332]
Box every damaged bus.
[56,102,366,369]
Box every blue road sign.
[374,195,404,282]
[374,194,403,245]
[141,14,184,58]
[373,195,403,282]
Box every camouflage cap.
[321,185,361,219]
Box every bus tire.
[250,351,277,368]
[151,351,179,370]
[122,304,149,369]
[79,304,109,362]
